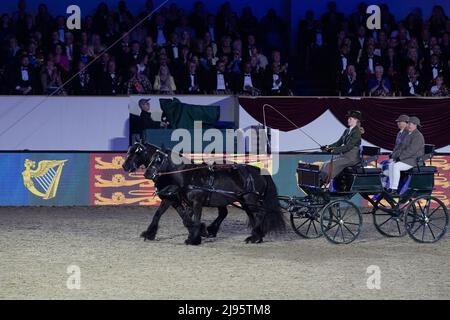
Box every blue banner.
[0,153,90,206]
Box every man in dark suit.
[388,116,425,193]
[422,54,444,85]
[351,25,367,63]
[401,65,424,96]
[234,61,262,95]
[339,64,361,96]
[150,14,171,47]
[358,44,382,77]
[166,32,181,62]
[99,60,122,95]
[205,60,233,94]
[180,60,203,94]
[69,60,93,95]
[264,62,289,95]
[11,55,38,95]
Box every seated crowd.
[299,2,450,96]
[0,0,293,96]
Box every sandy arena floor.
[0,206,449,300]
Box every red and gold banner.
[89,153,159,206]
[86,153,450,207]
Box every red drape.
[239,97,450,150]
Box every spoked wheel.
[405,196,449,243]
[320,200,362,244]
[290,206,323,239]
[372,195,407,237]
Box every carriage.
[279,145,449,244]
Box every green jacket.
[330,127,362,154]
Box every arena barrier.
[1,151,449,207]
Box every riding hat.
[408,116,421,127]
[395,114,409,123]
[346,110,362,121]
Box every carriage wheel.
[405,196,448,243]
[320,200,362,244]
[290,207,323,239]
[372,195,407,237]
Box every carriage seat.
[342,146,381,175]
[404,144,436,175]
[406,166,437,174]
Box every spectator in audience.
[367,65,391,96]
[235,61,262,95]
[152,14,170,47]
[125,65,152,95]
[206,60,233,94]
[6,0,450,97]
[340,64,361,96]
[358,43,381,77]
[181,60,203,94]
[153,65,177,95]
[12,55,38,95]
[423,54,444,84]
[167,32,181,61]
[264,62,290,95]
[200,46,218,72]
[401,65,424,96]
[429,74,450,96]
[251,46,269,72]
[100,60,122,95]
[69,60,93,95]
[336,43,352,76]
[40,54,64,95]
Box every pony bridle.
[147,150,169,180]
[130,143,150,171]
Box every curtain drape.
[239,97,450,149]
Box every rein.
[155,163,242,177]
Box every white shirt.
[66,44,73,61]
[208,27,215,41]
[358,37,365,47]
[408,79,418,95]
[21,69,29,81]
[190,74,195,88]
[432,66,438,79]
[243,74,253,90]
[217,73,225,90]
[315,32,323,47]
[58,28,65,42]
[368,57,374,73]
[172,45,179,59]
[341,56,347,72]
[272,74,281,89]
[136,64,146,74]
[156,28,166,45]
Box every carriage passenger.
[319,110,363,186]
[387,116,425,195]
[382,115,410,185]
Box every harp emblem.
[22,159,67,199]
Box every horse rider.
[382,114,410,184]
[319,110,363,185]
[387,116,425,194]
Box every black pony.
[145,147,285,245]
[122,142,228,240]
